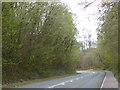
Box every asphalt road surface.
[18,71,106,88]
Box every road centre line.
[48,77,82,88]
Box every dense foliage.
[2,1,119,84]
[2,2,80,84]
[97,2,119,81]
[78,48,103,69]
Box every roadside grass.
[92,68,105,71]
[2,73,80,88]
[76,69,93,71]
[114,72,120,83]
[76,68,104,71]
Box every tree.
[97,2,119,81]
[2,2,80,84]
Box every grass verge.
[3,73,80,88]
[76,68,104,71]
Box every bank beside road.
[101,71,118,88]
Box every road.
[18,71,106,88]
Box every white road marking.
[76,78,79,80]
[93,72,95,74]
[48,71,98,88]
[70,80,73,82]
[48,82,65,88]
[48,76,83,88]
[100,72,106,89]
[61,82,65,85]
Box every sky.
[61,0,102,43]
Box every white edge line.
[100,71,107,89]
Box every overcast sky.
[61,0,102,43]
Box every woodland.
[2,1,119,84]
